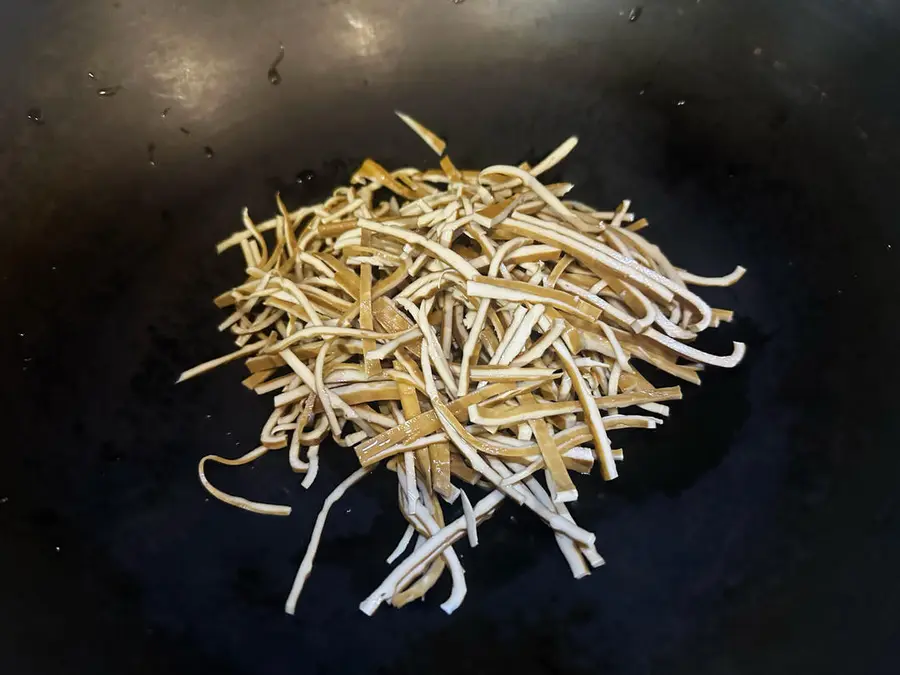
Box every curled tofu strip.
[199,446,291,516]
[357,219,479,280]
[530,137,579,178]
[481,164,589,230]
[679,265,746,287]
[178,113,746,617]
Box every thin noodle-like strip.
[199,447,290,516]
[285,467,374,614]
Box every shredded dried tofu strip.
[285,467,374,614]
[395,111,447,156]
[199,447,291,516]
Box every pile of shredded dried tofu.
[178,113,746,616]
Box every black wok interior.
[2,1,899,674]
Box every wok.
[2,1,899,674]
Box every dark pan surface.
[2,1,899,674]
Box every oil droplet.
[147,142,157,166]
[296,169,316,184]
[267,42,285,85]
[96,85,122,97]
[628,6,643,22]
[179,127,191,135]
[26,107,44,124]
[160,107,171,118]
[204,145,215,159]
